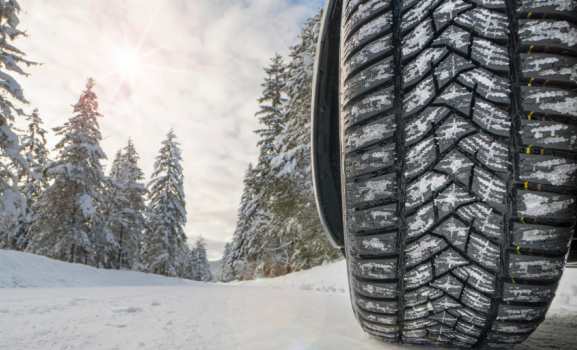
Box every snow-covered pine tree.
[217,242,233,282]
[26,79,116,265]
[102,139,148,270]
[191,236,213,282]
[6,109,50,250]
[0,1,37,250]
[143,129,188,277]
[268,8,340,271]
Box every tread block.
[462,287,492,313]
[435,150,474,185]
[405,106,449,145]
[456,320,483,336]
[404,77,436,116]
[344,0,365,20]
[356,307,398,324]
[458,69,511,104]
[435,184,476,219]
[508,253,565,280]
[433,217,470,251]
[401,0,443,32]
[430,274,464,298]
[433,26,471,56]
[449,307,487,326]
[345,143,396,178]
[473,100,511,137]
[511,222,573,253]
[428,324,455,338]
[343,56,394,106]
[517,0,577,21]
[519,20,577,55]
[460,134,509,172]
[428,311,458,326]
[407,203,435,238]
[405,285,444,306]
[349,231,398,255]
[472,168,507,205]
[487,332,531,344]
[403,329,428,339]
[502,282,556,302]
[344,12,394,60]
[455,8,509,41]
[453,332,479,345]
[403,47,447,87]
[496,304,548,321]
[516,190,576,219]
[344,0,391,40]
[491,321,540,334]
[406,172,450,209]
[458,203,504,240]
[405,303,430,320]
[434,83,473,116]
[345,114,396,152]
[519,154,577,187]
[405,318,439,329]
[471,0,506,9]
[362,320,400,337]
[435,54,476,89]
[405,235,448,267]
[349,256,398,279]
[343,34,393,81]
[519,53,577,86]
[353,277,398,298]
[405,262,434,288]
[343,87,394,127]
[521,86,577,117]
[356,295,398,313]
[467,233,501,270]
[453,264,496,293]
[434,0,473,30]
[520,120,577,151]
[405,137,436,178]
[434,248,469,275]
[347,173,397,206]
[436,116,477,153]
[432,295,463,313]
[472,38,510,73]
[402,19,435,59]
[347,204,397,233]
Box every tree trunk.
[286,241,294,274]
[116,225,124,270]
[69,244,76,263]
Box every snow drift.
[1,249,576,312]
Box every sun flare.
[117,50,141,74]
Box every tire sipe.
[333,0,577,347]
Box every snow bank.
[231,259,349,294]
[0,250,195,288]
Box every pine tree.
[102,139,148,270]
[26,78,116,265]
[217,242,233,282]
[0,1,37,250]
[143,129,188,276]
[191,236,213,282]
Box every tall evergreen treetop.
[19,109,49,202]
[144,129,188,276]
[191,236,213,282]
[26,79,115,264]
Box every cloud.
[16,0,324,260]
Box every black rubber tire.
[339,0,577,347]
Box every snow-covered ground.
[1,251,576,349]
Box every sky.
[15,0,325,260]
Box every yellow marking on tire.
[528,111,534,119]
[528,45,534,53]
[527,12,532,19]
[526,145,532,154]
[525,182,529,189]
[520,217,526,224]
[529,78,535,86]
[512,278,516,284]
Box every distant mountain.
[208,259,222,282]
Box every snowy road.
[1,251,576,350]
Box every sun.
[116,50,140,75]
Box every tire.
[339,0,577,347]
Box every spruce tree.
[218,242,233,282]
[0,1,37,250]
[102,139,148,270]
[191,236,213,282]
[26,79,116,265]
[143,129,188,276]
